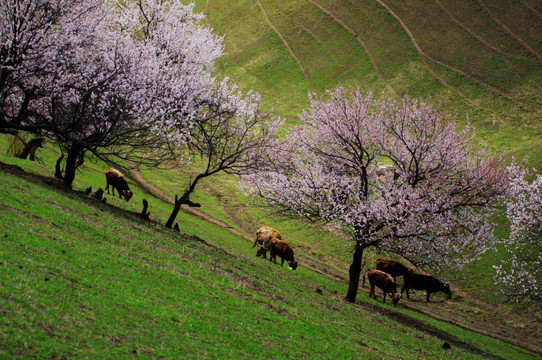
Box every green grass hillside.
[2,0,542,358]
[1,157,541,359]
[197,0,542,168]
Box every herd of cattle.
[252,225,298,270]
[251,226,451,306]
[102,168,451,306]
[363,258,452,306]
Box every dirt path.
[478,0,542,63]
[435,0,532,61]
[257,0,311,84]
[374,0,532,117]
[306,0,398,97]
[127,164,542,355]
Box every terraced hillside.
[197,0,542,167]
[2,1,542,358]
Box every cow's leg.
[382,289,387,303]
[426,292,431,302]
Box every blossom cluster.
[494,162,542,301]
[1,0,268,177]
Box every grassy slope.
[2,0,542,357]
[194,0,542,310]
[0,158,539,359]
[198,0,542,168]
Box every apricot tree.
[241,87,508,302]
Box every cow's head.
[443,283,452,299]
[123,190,134,201]
[256,245,266,257]
[391,293,400,306]
[288,260,298,270]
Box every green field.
[197,0,542,168]
[2,0,542,358]
[1,153,540,359]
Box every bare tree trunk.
[165,194,200,228]
[63,143,84,188]
[55,155,64,179]
[165,196,183,228]
[18,137,44,160]
[345,240,366,303]
[165,174,203,228]
[141,199,150,220]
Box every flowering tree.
[1,0,228,187]
[165,80,282,228]
[241,87,508,303]
[494,162,542,302]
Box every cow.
[376,258,409,280]
[401,269,451,302]
[105,167,133,201]
[253,225,282,259]
[363,269,400,306]
[263,238,298,270]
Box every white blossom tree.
[165,79,283,228]
[241,87,508,303]
[494,162,542,302]
[1,0,230,187]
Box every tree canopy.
[0,0,250,187]
[241,87,509,302]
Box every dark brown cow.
[264,238,298,270]
[376,258,409,279]
[105,168,133,201]
[401,269,451,302]
[363,269,400,306]
[253,225,282,259]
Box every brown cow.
[253,225,282,259]
[363,269,400,306]
[263,238,298,270]
[105,168,133,201]
[401,269,451,302]
[376,258,409,280]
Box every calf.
[376,258,409,279]
[105,167,133,201]
[363,269,400,306]
[401,269,451,302]
[266,238,298,270]
[253,225,282,259]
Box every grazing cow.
[401,269,451,302]
[253,225,282,259]
[265,238,298,270]
[363,269,400,306]
[105,167,133,201]
[376,258,409,280]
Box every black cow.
[401,269,451,302]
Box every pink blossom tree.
[165,80,283,228]
[241,87,508,303]
[1,0,231,187]
[494,162,542,302]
